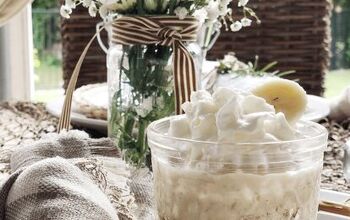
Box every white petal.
[65,0,76,9]
[220,0,231,6]
[241,17,252,27]
[193,9,208,24]
[99,5,109,18]
[174,7,188,20]
[230,21,242,32]
[60,5,72,19]
[223,53,237,63]
[206,1,220,21]
[143,97,154,111]
[238,0,249,7]
[219,5,228,16]
[83,0,92,7]
[144,0,157,11]
[88,2,98,17]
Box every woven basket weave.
[207,0,332,96]
[61,5,108,90]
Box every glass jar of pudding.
[147,116,328,220]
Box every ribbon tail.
[172,41,197,115]
[58,27,105,132]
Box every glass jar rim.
[147,115,328,146]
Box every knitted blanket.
[0,130,154,220]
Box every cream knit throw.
[0,157,119,220]
[0,130,152,220]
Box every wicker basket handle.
[58,27,105,132]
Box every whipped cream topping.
[169,87,297,142]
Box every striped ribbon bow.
[112,16,199,114]
[58,16,199,132]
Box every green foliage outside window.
[32,0,62,95]
[331,0,350,68]
[32,0,58,9]
[32,0,61,61]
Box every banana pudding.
[147,79,328,220]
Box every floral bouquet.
[60,0,258,166]
[204,52,295,92]
[61,0,258,30]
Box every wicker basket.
[61,5,108,90]
[208,0,332,96]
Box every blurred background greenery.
[326,0,350,97]
[31,0,350,102]
[32,0,62,102]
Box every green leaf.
[276,70,296,77]
[136,0,146,15]
[168,0,178,14]
[259,61,278,72]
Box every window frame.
[1,5,33,101]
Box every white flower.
[89,2,98,17]
[230,21,242,32]
[83,0,92,7]
[241,17,252,27]
[135,97,154,117]
[193,8,208,24]
[206,1,220,21]
[144,0,157,12]
[65,0,76,9]
[156,96,165,109]
[219,4,228,16]
[98,0,118,3]
[60,5,72,18]
[220,0,231,7]
[174,7,189,20]
[107,0,137,12]
[223,53,237,64]
[99,5,109,18]
[161,0,171,11]
[238,0,249,7]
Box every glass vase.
[107,40,202,166]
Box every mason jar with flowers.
[60,0,258,166]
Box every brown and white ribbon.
[58,16,199,132]
[111,16,199,114]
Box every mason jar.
[106,24,203,166]
[147,116,328,220]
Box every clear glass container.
[107,41,203,166]
[147,116,328,220]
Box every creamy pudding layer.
[154,161,322,220]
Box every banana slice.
[251,78,307,124]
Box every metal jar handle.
[206,26,221,51]
[96,22,108,54]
